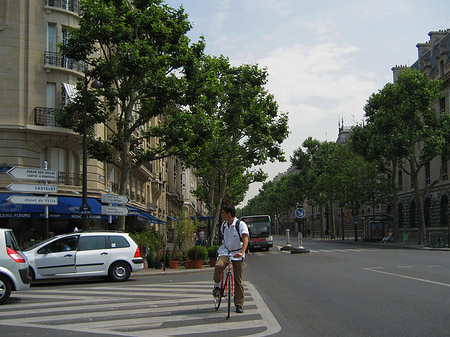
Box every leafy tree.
[357,68,443,244]
[58,0,206,230]
[181,55,289,241]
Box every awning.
[167,216,178,221]
[0,193,108,220]
[126,205,165,224]
[191,216,213,221]
[62,83,78,101]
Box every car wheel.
[108,262,131,282]
[0,275,12,305]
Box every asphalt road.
[247,237,450,336]
[2,237,450,336]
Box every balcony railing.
[59,172,81,186]
[45,0,80,15]
[44,51,85,73]
[34,107,63,127]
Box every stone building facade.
[0,0,207,244]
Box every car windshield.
[247,222,270,237]
[23,237,57,251]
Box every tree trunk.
[411,160,426,244]
[391,161,400,243]
[117,146,131,231]
[329,201,336,239]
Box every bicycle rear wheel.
[213,287,222,310]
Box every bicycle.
[213,250,234,319]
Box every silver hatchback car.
[23,231,144,282]
[0,228,31,304]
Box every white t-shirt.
[217,218,249,260]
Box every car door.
[34,236,78,276]
[75,235,111,275]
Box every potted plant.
[188,246,208,269]
[207,245,219,267]
[146,251,155,268]
[169,251,179,269]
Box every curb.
[133,266,213,278]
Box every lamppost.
[79,72,101,229]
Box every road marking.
[362,267,450,288]
[2,280,280,336]
[397,265,413,268]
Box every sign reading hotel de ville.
[7,195,58,205]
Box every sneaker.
[212,287,221,297]
[235,305,244,313]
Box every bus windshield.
[241,216,271,237]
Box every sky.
[165,0,450,206]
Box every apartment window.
[41,147,79,185]
[398,170,403,188]
[398,203,404,228]
[409,201,416,228]
[440,97,446,113]
[442,157,448,181]
[425,161,431,185]
[440,60,445,77]
[60,84,68,106]
[47,83,56,109]
[424,198,431,227]
[47,23,57,65]
[441,196,448,227]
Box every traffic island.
[290,246,310,254]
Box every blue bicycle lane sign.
[295,208,305,218]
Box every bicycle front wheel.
[227,272,233,319]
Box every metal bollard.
[298,232,303,247]
[286,229,291,246]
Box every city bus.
[240,215,273,251]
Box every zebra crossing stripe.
[0,280,280,337]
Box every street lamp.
[79,72,101,229]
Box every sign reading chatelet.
[6,183,58,193]
[7,167,57,182]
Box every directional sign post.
[6,183,58,193]
[7,195,58,205]
[101,206,129,216]
[101,193,129,205]
[7,167,57,182]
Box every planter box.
[194,259,203,269]
[209,257,216,267]
[169,261,178,269]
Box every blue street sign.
[295,208,306,219]
[0,164,12,173]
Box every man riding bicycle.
[213,203,249,314]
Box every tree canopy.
[58,0,207,229]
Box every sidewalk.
[313,237,450,251]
